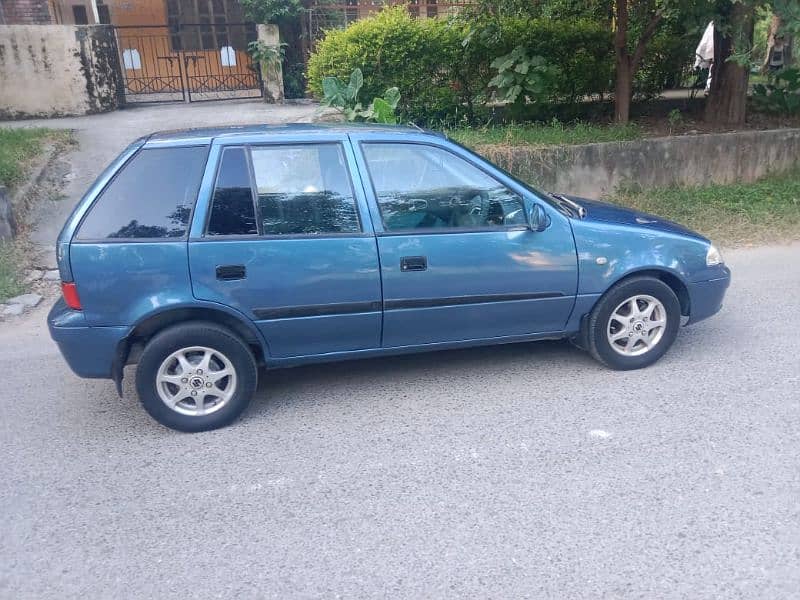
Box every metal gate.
[114,23,263,103]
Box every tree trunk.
[613,0,631,123]
[612,0,661,124]
[615,60,633,123]
[704,3,755,126]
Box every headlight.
[706,244,723,266]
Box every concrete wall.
[0,24,123,119]
[0,0,53,25]
[483,128,800,199]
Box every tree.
[613,0,666,123]
[239,0,303,24]
[705,1,757,125]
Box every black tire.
[586,276,681,370]
[135,321,257,432]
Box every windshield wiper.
[550,193,587,219]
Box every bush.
[307,9,461,122]
[307,8,613,123]
[634,33,695,100]
[753,68,800,114]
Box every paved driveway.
[6,100,320,254]
[1,241,798,599]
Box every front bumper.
[687,268,731,325]
[48,298,128,379]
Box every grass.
[0,127,67,189]
[447,121,643,149]
[615,169,800,246]
[0,241,24,303]
[0,127,70,303]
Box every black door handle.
[400,256,427,272]
[216,264,246,280]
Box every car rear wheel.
[586,276,681,370]
[136,322,257,432]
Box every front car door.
[351,134,578,348]
[189,133,382,358]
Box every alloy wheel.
[606,294,667,357]
[155,346,237,416]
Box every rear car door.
[189,133,382,358]
[351,135,578,348]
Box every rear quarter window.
[76,146,208,240]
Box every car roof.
[144,123,444,146]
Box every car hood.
[562,195,708,242]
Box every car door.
[189,134,382,358]
[351,135,578,348]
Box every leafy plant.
[247,40,286,66]
[753,67,800,114]
[667,108,683,134]
[488,46,560,104]
[321,68,401,124]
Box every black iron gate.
[114,23,263,103]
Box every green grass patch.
[0,127,68,188]
[615,170,800,246]
[447,121,643,149]
[0,241,24,303]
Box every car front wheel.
[586,276,681,370]
[136,322,257,432]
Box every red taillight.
[61,282,82,310]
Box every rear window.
[76,146,208,240]
[206,147,257,236]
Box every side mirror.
[528,203,550,232]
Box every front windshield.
[446,137,560,209]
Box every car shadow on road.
[245,339,598,418]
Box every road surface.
[1,242,799,598]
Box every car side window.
[207,147,257,236]
[251,144,361,235]
[362,143,527,232]
[76,146,207,240]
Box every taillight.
[61,282,82,310]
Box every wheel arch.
[574,267,691,350]
[607,267,691,316]
[112,304,269,395]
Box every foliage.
[307,9,460,123]
[667,108,684,134]
[447,120,643,148]
[320,68,401,124]
[634,32,697,99]
[0,128,56,188]
[488,47,560,105]
[752,67,800,112]
[282,61,307,99]
[247,40,286,66]
[616,168,800,246]
[307,8,613,124]
[239,0,302,24]
[0,241,24,303]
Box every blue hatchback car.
[49,124,730,431]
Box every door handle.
[400,256,427,272]
[216,264,246,280]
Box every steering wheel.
[451,189,490,227]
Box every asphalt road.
[1,243,799,599]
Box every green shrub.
[306,8,613,123]
[634,33,695,100]
[753,68,800,114]
[307,8,461,122]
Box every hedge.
[307,8,614,123]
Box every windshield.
[446,138,573,216]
